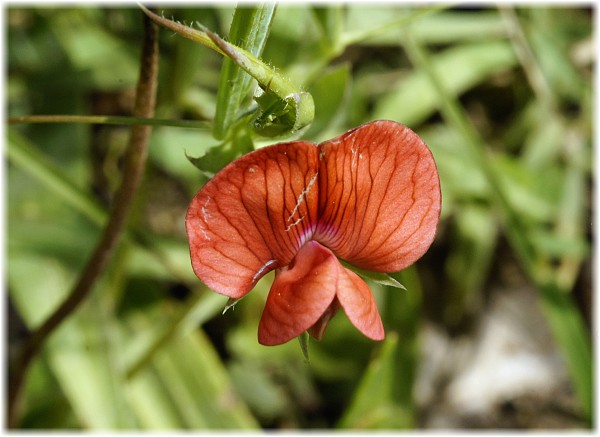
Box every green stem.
[140,5,314,135]
[8,114,210,129]
[213,4,277,139]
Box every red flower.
[186,120,441,345]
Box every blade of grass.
[9,127,198,285]
[9,254,135,428]
[141,5,314,137]
[337,333,414,429]
[311,5,343,54]
[123,304,259,429]
[499,6,556,112]
[213,3,276,139]
[341,4,451,48]
[125,291,225,380]
[373,40,518,128]
[7,129,107,227]
[403,32,535,275]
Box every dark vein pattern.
[186,141,319,298]
[314,120,441,273]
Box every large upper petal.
[186,142,319,298]
[314,120,441,272]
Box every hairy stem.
[7,12,159,428]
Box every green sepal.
[298,331,310,363]
[213,4,277,140]
[253,90,314,138]
[185,121,254,177]
[223,297,243,315]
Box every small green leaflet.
[340,260,407,290]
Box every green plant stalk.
[213,3,277,139]
[7,13,160,427]
[139,5,295,98]
[137,4,225,54]
[140,5,314,134]
[8,114,210,129]
[402,31,592,422]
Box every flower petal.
[315,120,441,272]
[336,268,384,341]
[186,142,319,298]
[258,241,337,345]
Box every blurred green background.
[6,4,593,430]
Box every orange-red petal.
[336,268,384,341]
[186,142,319,298]
[258,241,384,345]
[258,241,338,345]
[315,120,441,272]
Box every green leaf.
[538,282,592,422]
[151,329,258,428]
[124,291,226,380]
[185,122,254,177]
[444,204,498,323]
[298,331,310,363]
[347,10,505,46]
[213,4,277,139]
[148,127,219,185]
[311,5,343,52]
[337,333,414,429]
[340,260,406,290]
[123,305,257,429]
[228,360,291,421]
[373,41,518,126]
[404,30,592,425]
[305,63,350,139]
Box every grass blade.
[213,4,277,139]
